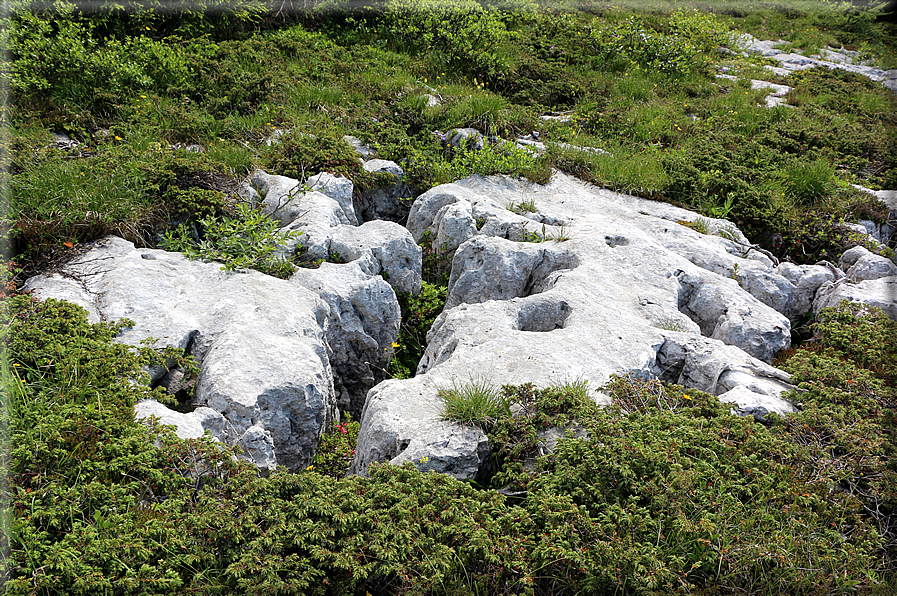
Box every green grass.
[437,377,511,428]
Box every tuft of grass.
[779,158,839,207]
[437,378,511,428]
[681,216,710,234]
[507,197,537,214]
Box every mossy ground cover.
[2,294,895,594]
[3,1,897,593]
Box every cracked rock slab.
[24,236,343,473]
[352,173,799,481]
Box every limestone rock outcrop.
[352,173,805,480]
[23,235,402,472]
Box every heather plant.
[3,292,895,595]
[772,301,897,581]
[264,129,362,181]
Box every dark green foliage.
[773,301,897,581]
[159,203,302,278]
[777,209,895,265]
[1,295,243,594]
[487,381,601,491]
[266,129,362,180]
[387,280,447,379]
[310,418,360,478]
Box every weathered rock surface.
[291,261,401,419]
[840,245,897,281]
[445,127,485,152]
[351,376,491,480]
[242,169,422,295]
[352,173,804,480]
[814,276,897,320]
[736,34,897,92]
[23,235,401,472]
[134,399,226,441]
[343,135,376,160]
[327,221,422,295]
[307,172,359,226]
[357,159,413,223]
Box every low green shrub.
[428,138,538,186]
[265,129,362,181]
[159,203,301,278]
[310,417,360,478]
[590,11,730,77]
[4,294,895,594]
[8,4,195,113]
[379,0,514,75]
[388,280,447,379]
[1,294,244,594]
[773,301,897,580]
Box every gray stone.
[840,246,897,281]
[352,173,799,480]
[444,236,578,311]
[735,34,896,92]
[446,127,484,152]
[24,236,338,472]
[717,386,795,422]
[52,132,79,150]
[814,276,897,320]
[357,159,413,223]
[350,377,491,481]
[237,425,278,473]
[251,169,350,228]
[327,221,422,295]
[774,262,837,317]
[134,399,227,441]
[307,172,359,226]
[245,171,422,292]
[291,262,401,418]
[434,201,478,254]
[675,270,791,363]
[407,183,480,244]
[343,135,376,160]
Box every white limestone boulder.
[291,261,401,418]
[241,170,422,295]
[307,171,359,225]
[134,399,227,441]
[352,173,800,481]
[24,236,339,473]
[328,221,422,295]
[840,245,897,281]
[814,276,897,320]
